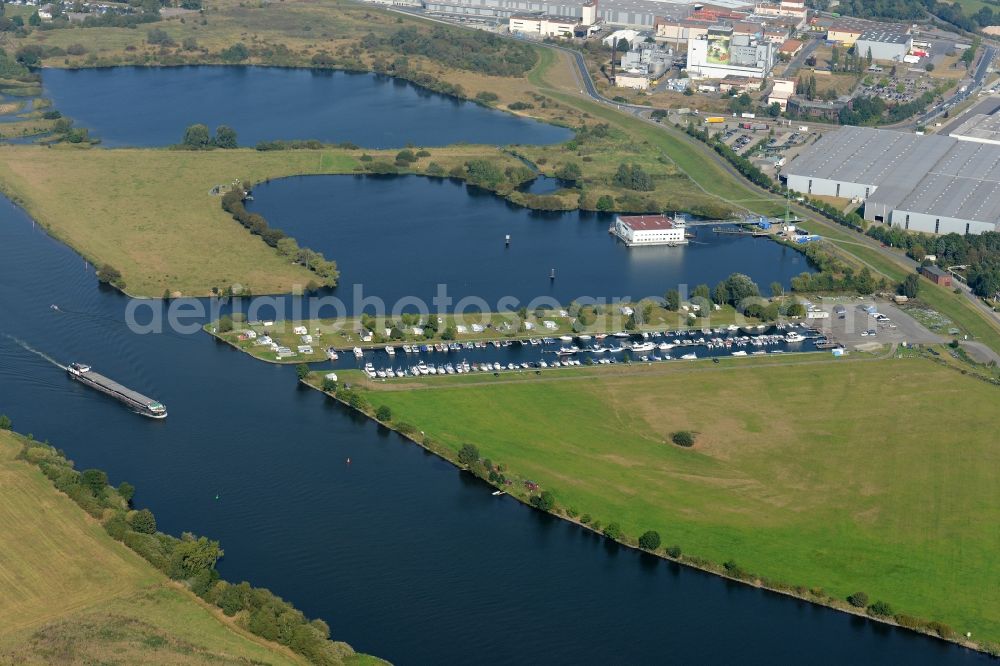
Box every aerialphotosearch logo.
[122,282,823,336]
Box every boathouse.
[612,215,688,246]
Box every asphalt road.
[782,38,822,80]
[913,45,996,127]
[938,94,1000,133]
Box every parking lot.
[810,299,944,351]
[856,70,932,105]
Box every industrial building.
[686,24,776,79]
[854,27,913,62]
[424,0,753,29]
[784,126,1000,235]
[767,77,794,110]
[720,74,762,92]
[620,42,673,78]
[509,13,579,36]
[920,265,953,286]
[823,17,904,46]
[755,0,806,18]
[612,215,688,245]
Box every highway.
[913,44,996,127]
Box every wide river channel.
[0,67,988,664]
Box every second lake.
[246,174,815,311]
[40,66,572,148]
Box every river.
[0,66,989,665]
[0,197,986,665]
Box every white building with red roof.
[612,214,688,246]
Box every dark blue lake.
[247,174,813,309]
[39,66,572,148]
[0,192,988,665]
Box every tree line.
[867,227,1000,299]
[836,0,1000,29]
[220,189,339,288]
[178,123,238,149]
[683,123,774,190]
[839,88,942,126]
[13,431,352,664]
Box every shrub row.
[220,188,339,288]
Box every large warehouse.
[853,27,912,62]
[784,126,1000,235]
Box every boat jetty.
[66,363,167,418]
[353,323,826,380]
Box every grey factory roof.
[949,112,1000,145]
[856,28,911,45]
[787,126,1000,225]
[828,17,902,33]
[894,142,1000,224]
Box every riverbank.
[304,355,999,654]
[0,427,379,664]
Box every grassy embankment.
[339,357,1000,650]
[0,429,370,665]
[208,303,757,363]
[525,48,788,218]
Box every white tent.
[602,29,643,49]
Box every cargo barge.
[67,363,167,418]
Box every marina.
[336,324,828,380]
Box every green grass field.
[0,430,309,664]
[361,357,1000,646]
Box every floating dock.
[711,226,771,237]
[67,363,167,418]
